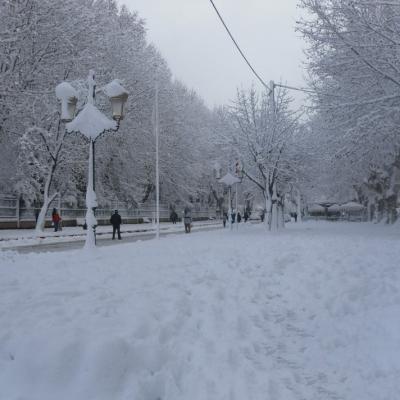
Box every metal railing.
[0,195,217,227]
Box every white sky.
[118,0,308,108]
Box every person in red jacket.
[52,208,61,232]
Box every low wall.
[0,216,211,230]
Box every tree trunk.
[296,191,302,223]
[278,200,285,229]
[265,194,272,228]
[35,169,57,234]
[270,182,279,231]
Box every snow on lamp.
[103,80,129,123]
[55,82,78,123]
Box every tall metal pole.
[228,185,232,230]
[296,189,302,223]
[155,78,160,239]
[92,139,96,245]
[85,138,97,248]
[84,70,98,248]
[270,80,275,114]
[235,182,239,230]
[268,80,277,230]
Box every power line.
[208,0,270,91]
[207,0,322,97]
[274,83,317,95]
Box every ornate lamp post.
[56,70,128,249]
[219,172,241,229]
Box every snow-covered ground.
[0,221,399,400]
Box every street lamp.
[56,70,128,249]
[219,172,241,229]
[104,80,129,124]
[55,82,78,122]
[213,161,222,180]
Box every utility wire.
[208,0,325,97]
[208,0,270,92]
[274,83,317,95]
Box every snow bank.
[0,222,399,399]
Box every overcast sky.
[118,0,308,108]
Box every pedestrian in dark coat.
[231,211,236,224]
[52,208,61,232]
[237,212,242,223]
[222,213,227,228]
[244,211,249,222]
[110,210,122,240]
[170,210,178,224]
[184,207,192,233]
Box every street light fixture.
[213,161,222,180]
[56,70,128,249]
[219,172,241,229]
[104,80,129,124]
[55,82,78,122]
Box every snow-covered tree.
[221,87,303,230]
[298,0,400,222]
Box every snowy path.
[0,221,399,399]
[3,223,223,253]
[0,220,222,251]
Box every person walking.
[170,210,178,224]
[294,212,298,222]
[237,212,242,223]
[222,212,227,228]
[231,210,236,224]
[52,208,61,232]
[110,209,122,240]
[183,207,192,233]
[244,210,249,223]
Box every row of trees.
[0,0,223,227]
[1,0,311,232]
[7,0,395,230]
[298,0,400,223]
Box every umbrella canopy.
[308,204,325,213]
[340,202,365,212]
[328,204,341,213]
[219,173,241,186]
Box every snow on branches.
[298,0,400,222]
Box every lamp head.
[104,80,129,122]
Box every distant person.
[110,209,122,240]
[51,208,61,232]
[237,212,242,223]
[34,208,40,223]
[231,210,236,224]
[244,211,249,223]
[222,213,227,228]
[294,212,298,222]
[184,207,192,233]
[170,210,178,224]
[260,210,265,222]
